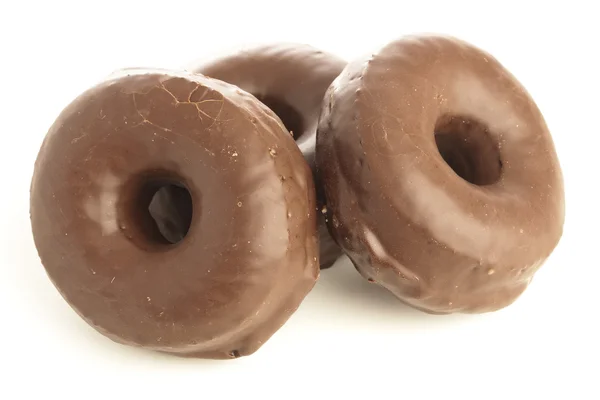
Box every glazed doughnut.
[189,43,346,269]
[30,68,319,358]
[317,35,565,314]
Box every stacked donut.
[30,35,564,359]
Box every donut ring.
[30,68,319,358]
[317,35,565,313]
[189,43,346,269]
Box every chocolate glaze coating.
[30,68,319,358]
[190,44,346,269]
[317,35,565,313]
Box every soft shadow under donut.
[309,256,471,326]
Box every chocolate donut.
[189,44,346,269]
[30,68,319,358]
[317,35,565,314]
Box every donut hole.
[126,175,194,247]
[255,94,304,140]
[434,115,502,186]
[147,184,193,244]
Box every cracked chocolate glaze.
[316,35,565,313]
[30,68,319,358]
[190,43,346,269]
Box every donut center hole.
[255,94,304,140]
[120,172,195,250]
[434,115,502,186]
[126,175,194,246]
[146,183,193,244]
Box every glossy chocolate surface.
[190,44,346,269]
[30,69,319,358]
[317,35,565,313]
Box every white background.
[1,1,598,399]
